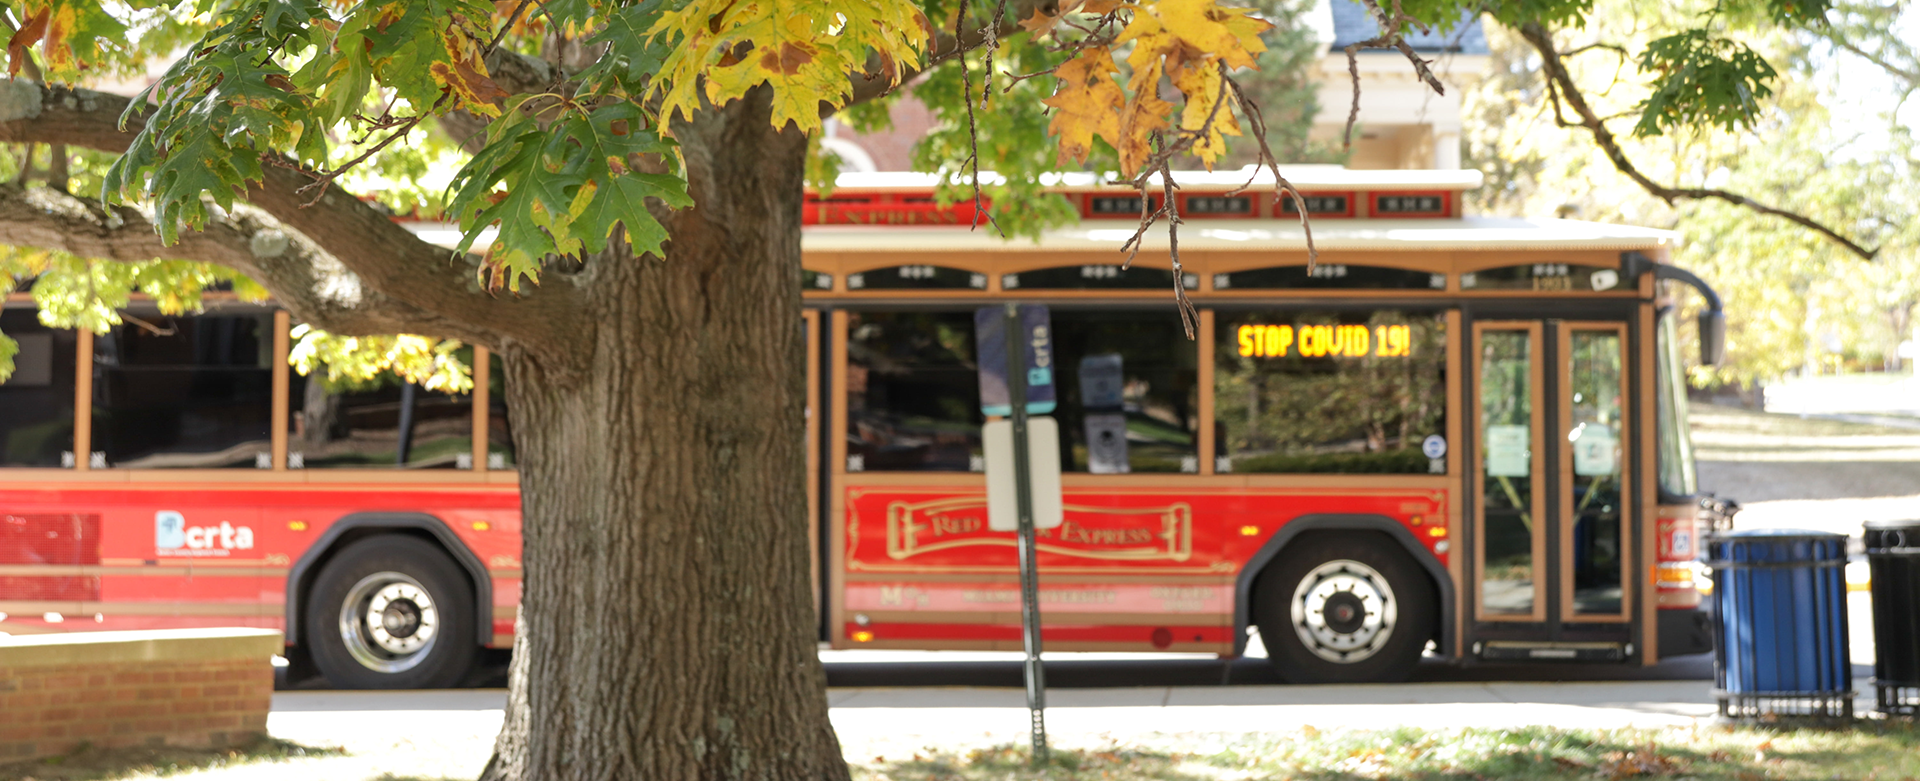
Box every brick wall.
[0,629,279,763]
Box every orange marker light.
[287,521,308,532]
[1239,525,1260,536]
[472,521,491,532]
[851,631,874,643]
[1427,526,1447,538]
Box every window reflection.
[845,311,981,472]
[0,310,77,467]
[1569,330,1624,615]
[92,313,274,468]
[1213,310,1446,473]
[286,335,472,469]
[1051,311,1197,473]
[1479,329,1535,615]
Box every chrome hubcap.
[340,572,439,673]
[1291,559,1397,664]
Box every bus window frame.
[1557,321,1633,624]
[1470,320,1548,624]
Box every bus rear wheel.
[306,535,479,689]
[1254,533,1434,684]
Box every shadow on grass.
[856,722,1920,781]
[0,736,343,781]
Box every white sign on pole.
[984,417,1064,532]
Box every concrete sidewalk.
[234,676,1811,780]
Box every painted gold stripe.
[0,601,279,617]
[0,565,287,577]
[487,569,522,580]
[492,605,518,620]
[850,610,1225,626]
[843,572,1230,585]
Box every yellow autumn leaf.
[1169,59,1241,169]
[1149,0,1270,70]
[1042,49,1126,165]
[39,2,76,73]
[649,0,929,136]
[1116,49,1175,176]
[430,23,507,117]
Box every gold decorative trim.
[881,497,1192,562]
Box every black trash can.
[1705,529,1853,719]
[1865,520,1920,716]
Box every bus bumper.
[1657,606,1713,658]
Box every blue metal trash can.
[1705,529,1853,719]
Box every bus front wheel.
[306,535,479,689]
[1253,533,1434,684]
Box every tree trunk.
[480,95,847,780]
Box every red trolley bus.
[0,168,1723,687]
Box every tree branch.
[1518,23,1880,261]
[0,79,582,354]
[0,183,463,339]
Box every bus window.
[91,313,274,469]
[1213,310,1446,473]
[1460,263,1623,292]
[846,265,986,291]
[1002,265,1174,290]
[1655,313,1697,497]
[0,310,78,467]
[286,330,473,469]
[486,353,514,470]
[1052,310,1198,473]
[845,311,981,472]
[1213,264,1445,291]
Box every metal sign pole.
[1003,302,1049,764]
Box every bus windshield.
[1655,311,1698,498]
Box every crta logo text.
[156,511,255,557]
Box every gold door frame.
[1470,321,1547,623]
[1557,322,1632,623]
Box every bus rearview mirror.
[1699,311,1727,367]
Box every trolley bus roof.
[798,217,1678,254]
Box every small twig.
[1340,0,1446,148]
[1224,75,1316,273]
[120,313,178,337]
[487,0,537,53]
[1519,21,1878,261]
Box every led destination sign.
[1236,323,1414,358]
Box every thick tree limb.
[0,183,461,337]
[1519,23,1880,261]
[0,79,582,358]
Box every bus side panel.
[835,482,1449,653]
[0,484,523,646]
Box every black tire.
[1253,532,1436,684]
[306,535,479,689]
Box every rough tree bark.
[0,79,847,780]
[481,94,845,781]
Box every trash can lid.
[1705,528,1846,541]
[1864,521,1920,553]
[1703,528,1850,565]
[1863,519,1920,531]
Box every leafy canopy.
[0,0,1867,379]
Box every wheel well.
[1234,515,1453,659]
[284,512,492,650]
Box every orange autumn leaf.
[6,7,46,76]
[1041,48,1125,165]
[1018,6,1060,36]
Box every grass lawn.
[856,722,1920,780]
